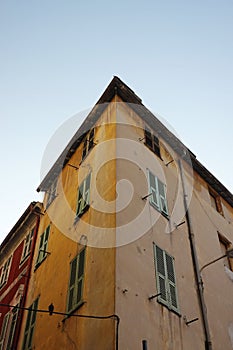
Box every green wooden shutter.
[154,244,179,313]
[67,256,77,312]
[154,245,168,306]
[165,253,179,312]
[84,173,91,207]
[36,226,50,266]
[22,298,39,350]
[77,249,85,305]
[76,182,84,217]
[67,249,86,313]
[148,171,159,209]
[157,178,168,216]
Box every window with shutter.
[76,174,91,219]
[153,244,179,314]
[67,248,86,313]
[35,226,50,268]
[0,312,10,350]
[145,129,161,158]
[0,257,12,289]
[21,228,34,262]
[22,298,39,350]
[148,170,169,217]
[82,128,95,160]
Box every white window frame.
[0,257,12,289]
[21,228,34,263]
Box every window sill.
[157,300,181,317]
[149,202,169,220]
[34,257,47,271]
[144,143,162,160]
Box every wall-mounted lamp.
[200,248,233,273]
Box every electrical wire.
[0,303,120,350]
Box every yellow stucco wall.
[18,100,118,350]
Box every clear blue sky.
[0,0,233,242]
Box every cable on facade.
[0,303,120,350]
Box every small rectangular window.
[0,257,12,289]
[145,129,161,158]
[21,228,34,263]
[76,174,91,219]
[22,298,39,350]
[67,248,86,313]
[148,170,168,217]
[82,128,95,160]
[153,244,179,314]
[35,226,50,268]
[209,188,224,216]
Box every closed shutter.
[153,244,179,313]
[22,298,39,350]
[77,249,85,305]
[154,245,168,306]
[165,253,179,312]
[67,249,86,313]
[68,256,77,312]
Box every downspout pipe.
[178,159,212,350]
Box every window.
[22,298,39,350]
[0,312,10,349]
[148,170,168,217]
[76,173,91,219]
[21,228,34,262]
[46,179,57,208]
[0,257,12,289]
[145,129,161,158]
[153,244,179,313]
[67,248,86,313]
[35,226,50,268]
[218,233,233,271]
[82,128,95,160]
[209,188,223,216]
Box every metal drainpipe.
[178,159,212,350]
